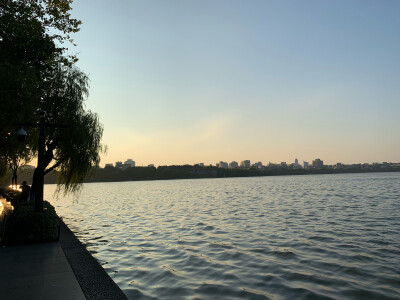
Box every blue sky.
[70,0,400,166]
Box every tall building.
[294,158,299,166]
[115,161,123,168]
[124,159,135,167]
[240,160,250,168]
[218,161,228,169]
[303,161,309,169]
[253,161,263,168]
[229,161,238,168]
[312,158,323,168]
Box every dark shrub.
[2,201,60,245]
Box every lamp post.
[16,128,27,142]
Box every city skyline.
[70,0,400,167]
[103,157,399,169]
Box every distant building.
[303,161,309,169]
[294,158,299,166]
[124,159,135,167]
[148,164,155,167]
[218,161,228,169]
[229,161,238,168]
[280,162,287,167]
[105,163,113,168]
[312,158,323,168]
[240,160,250,168]
[198,163,204,167]
[252,161,263,168]
[115,161,123,168]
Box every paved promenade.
[0,242,86,300]
[0,197,127,300]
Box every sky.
[69,0,400,167]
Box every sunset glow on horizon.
[69,0,399,167]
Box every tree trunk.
[30,116,58,212]
[9,163,18,189]
[31,116,46,212]
[12,168,17,189]
[31,166,44,211]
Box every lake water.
[45,173,400,299]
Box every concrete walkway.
[0,242,86,300]
[0,197,85,299]
[0,196,127,300]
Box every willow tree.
[0,0,56,179]
[0,0,104,207]
[32,65,104,196]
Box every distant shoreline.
[85,168,400,184]
[7,165,400,186]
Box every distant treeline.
[2,164,400,186]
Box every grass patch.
[2,201,60,245]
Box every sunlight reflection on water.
[45,173,400,299]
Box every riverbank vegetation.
[2,164,399,186]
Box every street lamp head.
[36,110,46,117]
[16,127,27,142]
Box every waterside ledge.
[59,220,127,300]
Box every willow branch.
[44,160,62,175]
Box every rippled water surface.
[45,173,400,299]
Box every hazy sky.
[70,0,400,166]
